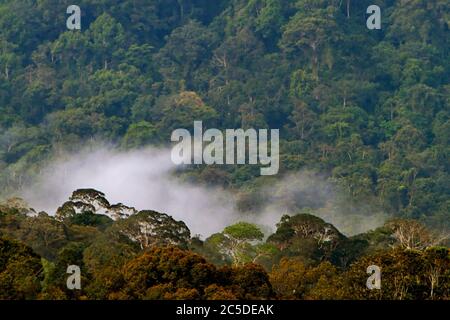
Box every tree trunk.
[346,0,350,18]
[177,0,184,21]
[311,43,319,80]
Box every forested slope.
[0,1,449,230]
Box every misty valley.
[0,0,449,302]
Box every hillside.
[0,0,449,300]
[0,0,449,231]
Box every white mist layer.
[19,146,386,237]
[256,172,388,236]
[21,147,238,236]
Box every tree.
[56,189,137,221]
[84,68,141,118]
[121,121,159,148]
[117,247,217,299]
[386,219,449,250]
[50,30,89,72]
[286,99,317,140]
[41,242,87,300]
[280,1,340,78]
[387,0,449,45]
[269,258,342,299]
[156,20,216,90]
[18,212,67,260]
[207,222,264,266]
[341,248,450,300]
[226,263,273,299]
[0,37,20,79]
[0,238,43,299]
[422,247,450,299]
[112,211,191,250]
[83,235,137,299]
[269,257,308,299]
[155,91,218,136]
[267,214,346,264]
[204,284,237,300]
[87,13,126,69]
[211,27,265,89]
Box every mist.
[255,172,388,236]
[19,145,386,237]
[20,146,240,236]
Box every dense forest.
[0,189,449,299]
[0,0,449,300]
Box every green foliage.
[223,222,264,241]
[206,222,264,266]
[0,238,43,299]
[268,213,348,265]
[121,121,159,148]
[0,191,449,300]
[68,212,113,230]
[0,0,448,232]
[0,0,449,300]
[341,248,450,300]
[112,210,191,250]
